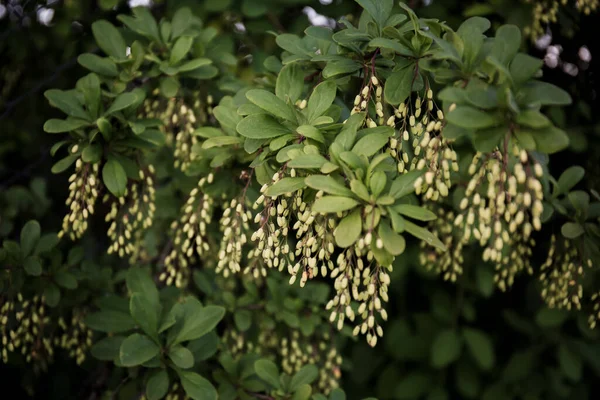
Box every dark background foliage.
[1,0,599,399]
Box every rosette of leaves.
[86,268,225,400]
[0,220,79,307]
[78,7,228,98]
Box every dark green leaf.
[44,119,89,133]
[120,333,160,367]
[384,68,414,105]
[246,89,296,121]
[306,81,337,123]
[20,220,40,256]
[85,310,137,333]
[78,54,118,77]
[91,20,127,60]
[431,329,462,368]
[254,359,281,388]
[169,346,195,369]
[334,209,362,248]
[90,336,125,361]
[102,159,128,197]
[290,364,318,391]
[146,369,170,400]
[24,256,42,276]
[178,371,217,400]
[463,328,495,370]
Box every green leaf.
[169,346,195,369]
[446,106,500,129]
[313,196,360,213]
[394,372,431,399]
[530,126,569,154]
[178,371,217,400]
[105,92,139,115]
[170,36,194,65]
[178,58,212,72]
[516,110,551,128]
[85,310,137,333]
[34,233,59,255]
[378,221,406,255]
[82,144,103,163]
[146,369,170,400]
[202,136,243,149]
[558,345,582,382]
[160,76,180,97]
[369,37,413,56]
[520,81,572,106]
[404,220,446,251]
[334,209,362,248]
[55,271,78,289]
[234,310,252,332]
[335,112,365,150]
[290,364,319,391]
[44,118,89,133]
[24,256,42,276]
[246,89,296,121]
[43,283,61,307]
[20,220,41,256]
[431,329,462,368]
[510,53,543,84]
[389,170,424,199]
[171,7,192,38]
[384,67,414,105]
[118,7,160,42]
[352,134,389,157]
[491,24,521,64]
[393,204,436,221]
[561,222,584,239]
[297,125,325,142]
[171,302,225,345]
[305,175,354,197]
[187,331,219,361]
[130,293,160,340]
[322,59,362,79]
[51,154,79,174]
[78,54,118,77]
[237,114,290,139]
[287,154,328,169]
[306,81,337,123]
[90,335,125,361]
[355,0,393,28]
[254,359,281,389]
[91,20,127,60]
[557,166,585,195]
[102,159,128,197]
[463,328,495,370]
[264,177,306,197]
[276,63,304,103]
[44,90,89,120]
[120,333,160,367]
[291,384,312,400]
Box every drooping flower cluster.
[539,234,593,310]
[224,328,342,394]
[420,207,465,282]
[454,144,544,290]
[160,174,215,287]
[58,157,100,241]
[589,291,600,329]
[523,0,598,39]
[216,198,252,277]
[1,295,92,367]
[105,165,156,261]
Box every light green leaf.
[334,209,362,248]
[305,175,354,197]
[287,154,328,169]
[520,81,572,106]
[169,346,195,369]
[384,68,414,105]
[102,159,128,197]
[276,63,304,103]
[264,177,307,197]
[297,125,325,142]
[352,134,389,157]
[389,170,424,199]
[378,221,405,255]
[44,89,89,120]
[237,114,290,139]
[78,54,118,77]
[313,196,359,213]
[393,204,436,221]
[44,118,89,133]
[290,365,319,391]
[516,110,551,129]
[404,220,446,251]
[369,37,413,56]
[561,222,584,239]
[446,106,500,129]
[254,359,281,389]
[202,136,244,149]
[246,89,296,121]
[306,81,337,123]
[178,371,217,400]
[355,0,393,28]
[119,333,160,367]
[170,36,194,65]
[91,20,127,60]
[177,58,212,72]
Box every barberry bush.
[1,0,599,399]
